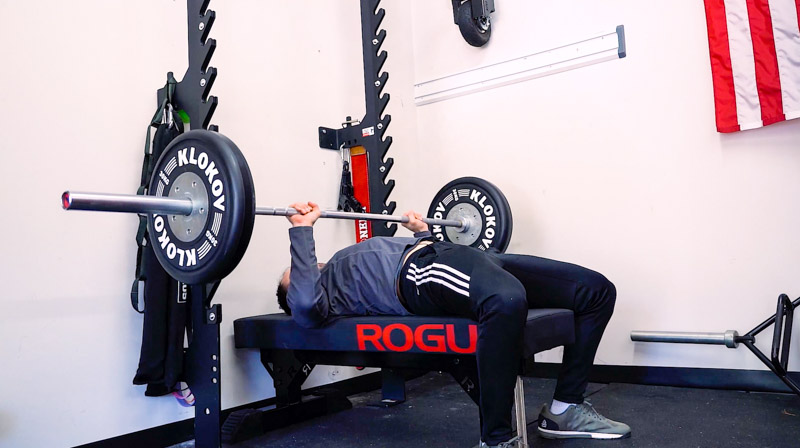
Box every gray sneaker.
[537,402,631,440]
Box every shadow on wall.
[0,411,14,439]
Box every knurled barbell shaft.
[62,191,466,230]
[255,207,465,229]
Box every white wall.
[409,0,800,370]
[3,0,800,446]
[0,1,419,447]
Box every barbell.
[62,130,513,284]
[630,294,800,396]
[62,193,468,228]
[630,330,740,349]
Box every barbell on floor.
[61,130,513,284]
[630,330,740,348]
[631,293,800,396]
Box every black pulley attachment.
[453,0,493,47]
[427,177,513,253]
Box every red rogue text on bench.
[356,323,477,353]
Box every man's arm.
[286,206,428,327]
[286,202,328,328]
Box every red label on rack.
[350,146,372,243]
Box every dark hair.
[276,277,291,315]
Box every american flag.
[703,0,800,132]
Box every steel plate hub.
[446,203,482,246]
[168,171,209,243]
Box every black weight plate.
[148,130,255,284]
[427,177,513,253]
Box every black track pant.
[399,242,616,445]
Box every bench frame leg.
[450,358,481,406]
[513,376,528,448]
[261,349,315,406]
[221,349,352,444]
[380,368,407,405]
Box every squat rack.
[153,1,224,447]
[318,0,397,238]
[143,1,402,447]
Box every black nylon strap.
[338,160,363,213]
[131,74,180,313]
[140,74,178,187]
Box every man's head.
[276,263,326,315]
[276,267,292,315]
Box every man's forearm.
[286,226,329,328]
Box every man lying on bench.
[277,201,630,447]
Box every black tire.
[456,1,491,47]
[427,177,513,253]
[148,130,255,284]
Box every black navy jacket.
[287,226,431,328]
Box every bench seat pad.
[234,309,574,357]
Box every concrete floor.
[173,372,800,448]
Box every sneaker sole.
[537,427,631,440]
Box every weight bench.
[231,308,574,445]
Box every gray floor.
[177,372,800,447]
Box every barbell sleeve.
[630,330,740,349]
[255,207,466,230]
[62,191,467,230]
[62,191,195,216]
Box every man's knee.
[581,271,616,313]
[481,282,528,321]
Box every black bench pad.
[234,309,574,358]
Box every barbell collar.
[630,330,740,349]
[62,191,195,216]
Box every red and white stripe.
[703,0,800,132]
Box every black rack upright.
[158,1,223,447]
[319,0,397,238]
[159,0,218,131]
